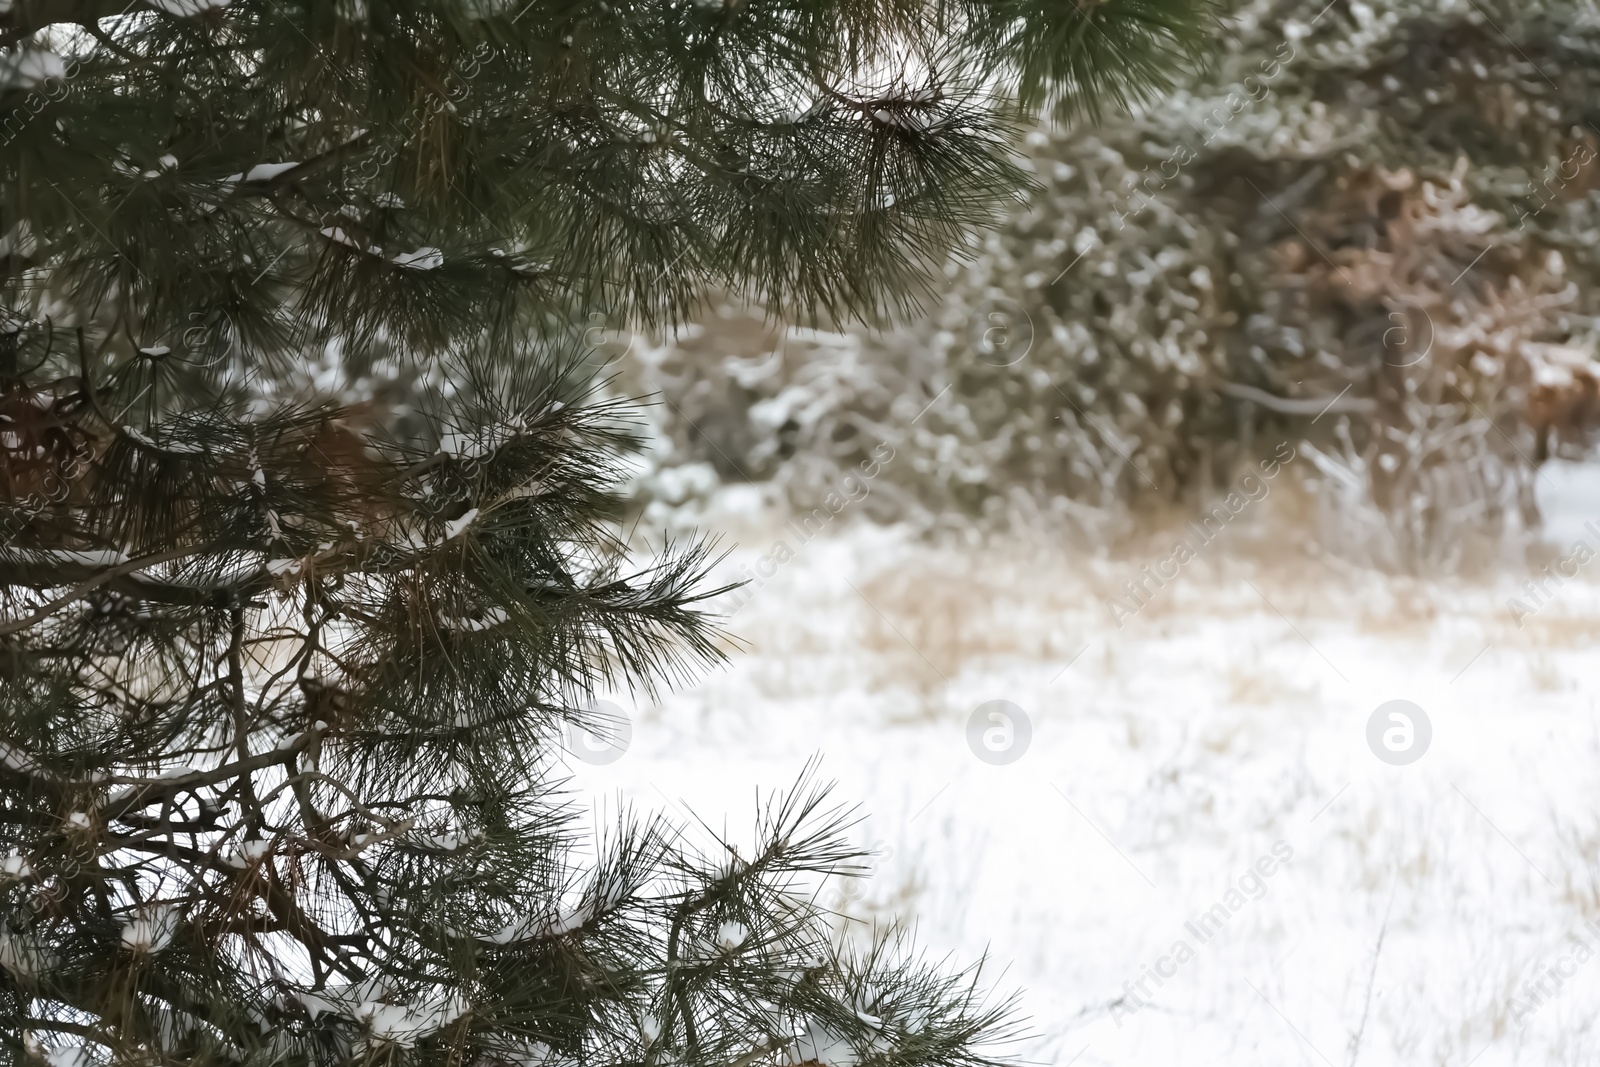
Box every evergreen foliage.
[0,0,1216,1064]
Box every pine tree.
[1,2,1213,1065]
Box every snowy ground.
[571,470,1600,1067]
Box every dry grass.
[1527,653,1569,692]
[852,541,1092,695]
[1225,664,1296,706]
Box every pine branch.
[0,546,201,635]
[0,0,1205,1061]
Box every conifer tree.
[0,2,1213,1065]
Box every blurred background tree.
[628,0,1600,573]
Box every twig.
[0,547,200,636]
[1348,873,1398,1066]
[103,736,312,820]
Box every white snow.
[296,980,466,1047]
[541,906,591,937]
[714,919,748,951]
[485,1037,556,1067]
[318,226,382,255]
[567,487,1600,1066]
[393,246,444,270]
[120,905,178,955]
[412,827,480,851]
[0,930,58,981]
[147,0,232,13]
[243,162,295,181]
[474,903,592,945]
[0,742,37,778]
[783,1016,887,1067]
[225,839,271,868]
[119,425,205,455]
[223,161,299,184]
[443,508,479,540]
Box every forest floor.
[573,478,1600,1067]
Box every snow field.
[574,489,1600,1066]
